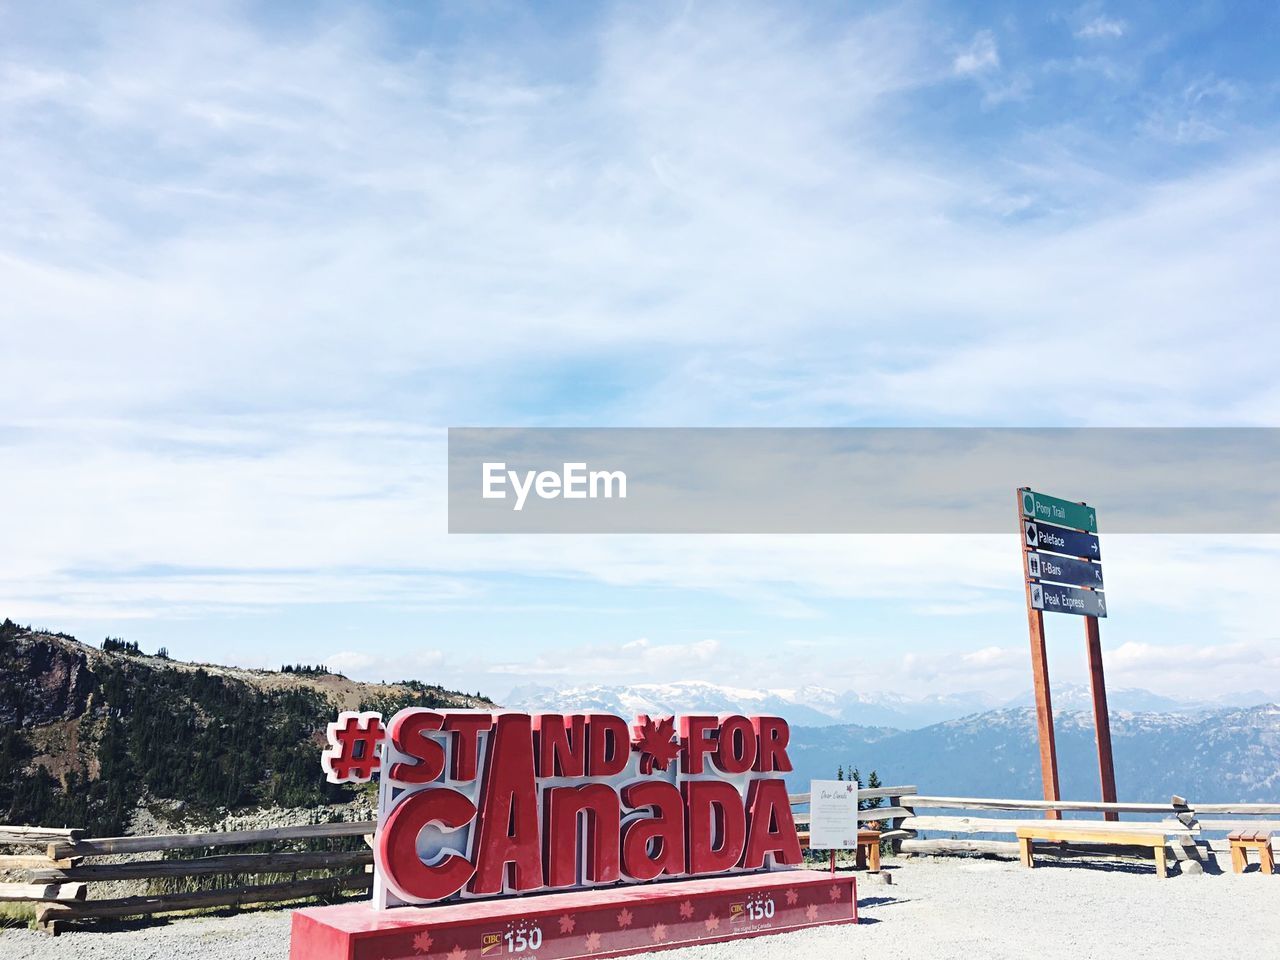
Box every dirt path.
[2,857,1266,960]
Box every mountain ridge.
[504,678,1263,730]
[3,622,1276,835]
[0,621,491,834]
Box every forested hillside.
[0,620,489,835]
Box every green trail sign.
[1020,488,1097,533]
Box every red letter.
[535,714,587,778]
[377,787,476,902]
[751,716,792,773]
[713,715,757,775]
[741,778,803,869]
[621,780,686,881]
[468,714,544,895]
[683,780,746,874]
[680,716,718,775]
[585,714,629,777]
[543,784,621,888]
[388,710,445,785]
[444,713,493,782]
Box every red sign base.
[291,870,857,960]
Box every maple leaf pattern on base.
[630,715,680,774]
[829,884,842,902]
[784,888,799,906]
[413,931,434,955]
[584,931,602,953]
[704,914,721,933]
[678,900,694,920]
[805,904,818,922]
[449,945,466,960]
[616,908,634,929]
[651,923,668,943]
[558,914,576,935]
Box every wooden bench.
[795,827,882,872]
[1015,824,1171,878]
[1228,830,1275,875]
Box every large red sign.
[323,710,803,908]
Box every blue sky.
[2,1,1279,702]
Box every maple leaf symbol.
[449,946,466,960]
[829,884,842,902]
[785,888,798,905]
[617,908,634,929]
[413,931,434,954]
[631,715,679,774]
[805,904,818,922]
[678,900,694,920]
[651,923,668,943]
[558,913,576,934]
[584,932,602,952]
[704,915,721,932]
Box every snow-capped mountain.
[785,704,1280,802]
[1004,683,1188,714]
[504,680,999,729]
[504,681,842,727]
[503,680,1280,800]
[505,680,1261,729]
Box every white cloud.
[325,648,446,679]
[953,30,999,76]
[485,637,723,682]
[1075,16,1126,40]
[0,4,1277,699]
[1105,640,1280,696]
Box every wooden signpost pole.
[1084,614,1119,820]
[1019,486,1115,821]
[1019,490,1061,820]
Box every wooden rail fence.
[784,786,1278,872]
[0,820,374,935]
[3,790,1276,932]
[892,793,1280,872]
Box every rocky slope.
[0,620,491,834]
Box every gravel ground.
[2,857,1272,960]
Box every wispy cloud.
[1,2,1278,697]
[1075,16,1126,40]
[953,30,1000,75]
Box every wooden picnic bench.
[1015,824,1171,878]
[1228,830,1275,875]
[795,827,882,872]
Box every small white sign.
[809,779,859,849]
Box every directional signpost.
[1021,489,1097,533]
[1026,552,1105,592]
[1017,487,1116,821]
[1029,581,1107,618]
[1023,520,1101,560]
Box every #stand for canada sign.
[291,708,858,960]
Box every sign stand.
[1022,570,1061,820]
[1084,616,1118,820]
[1017,488,1117,821]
